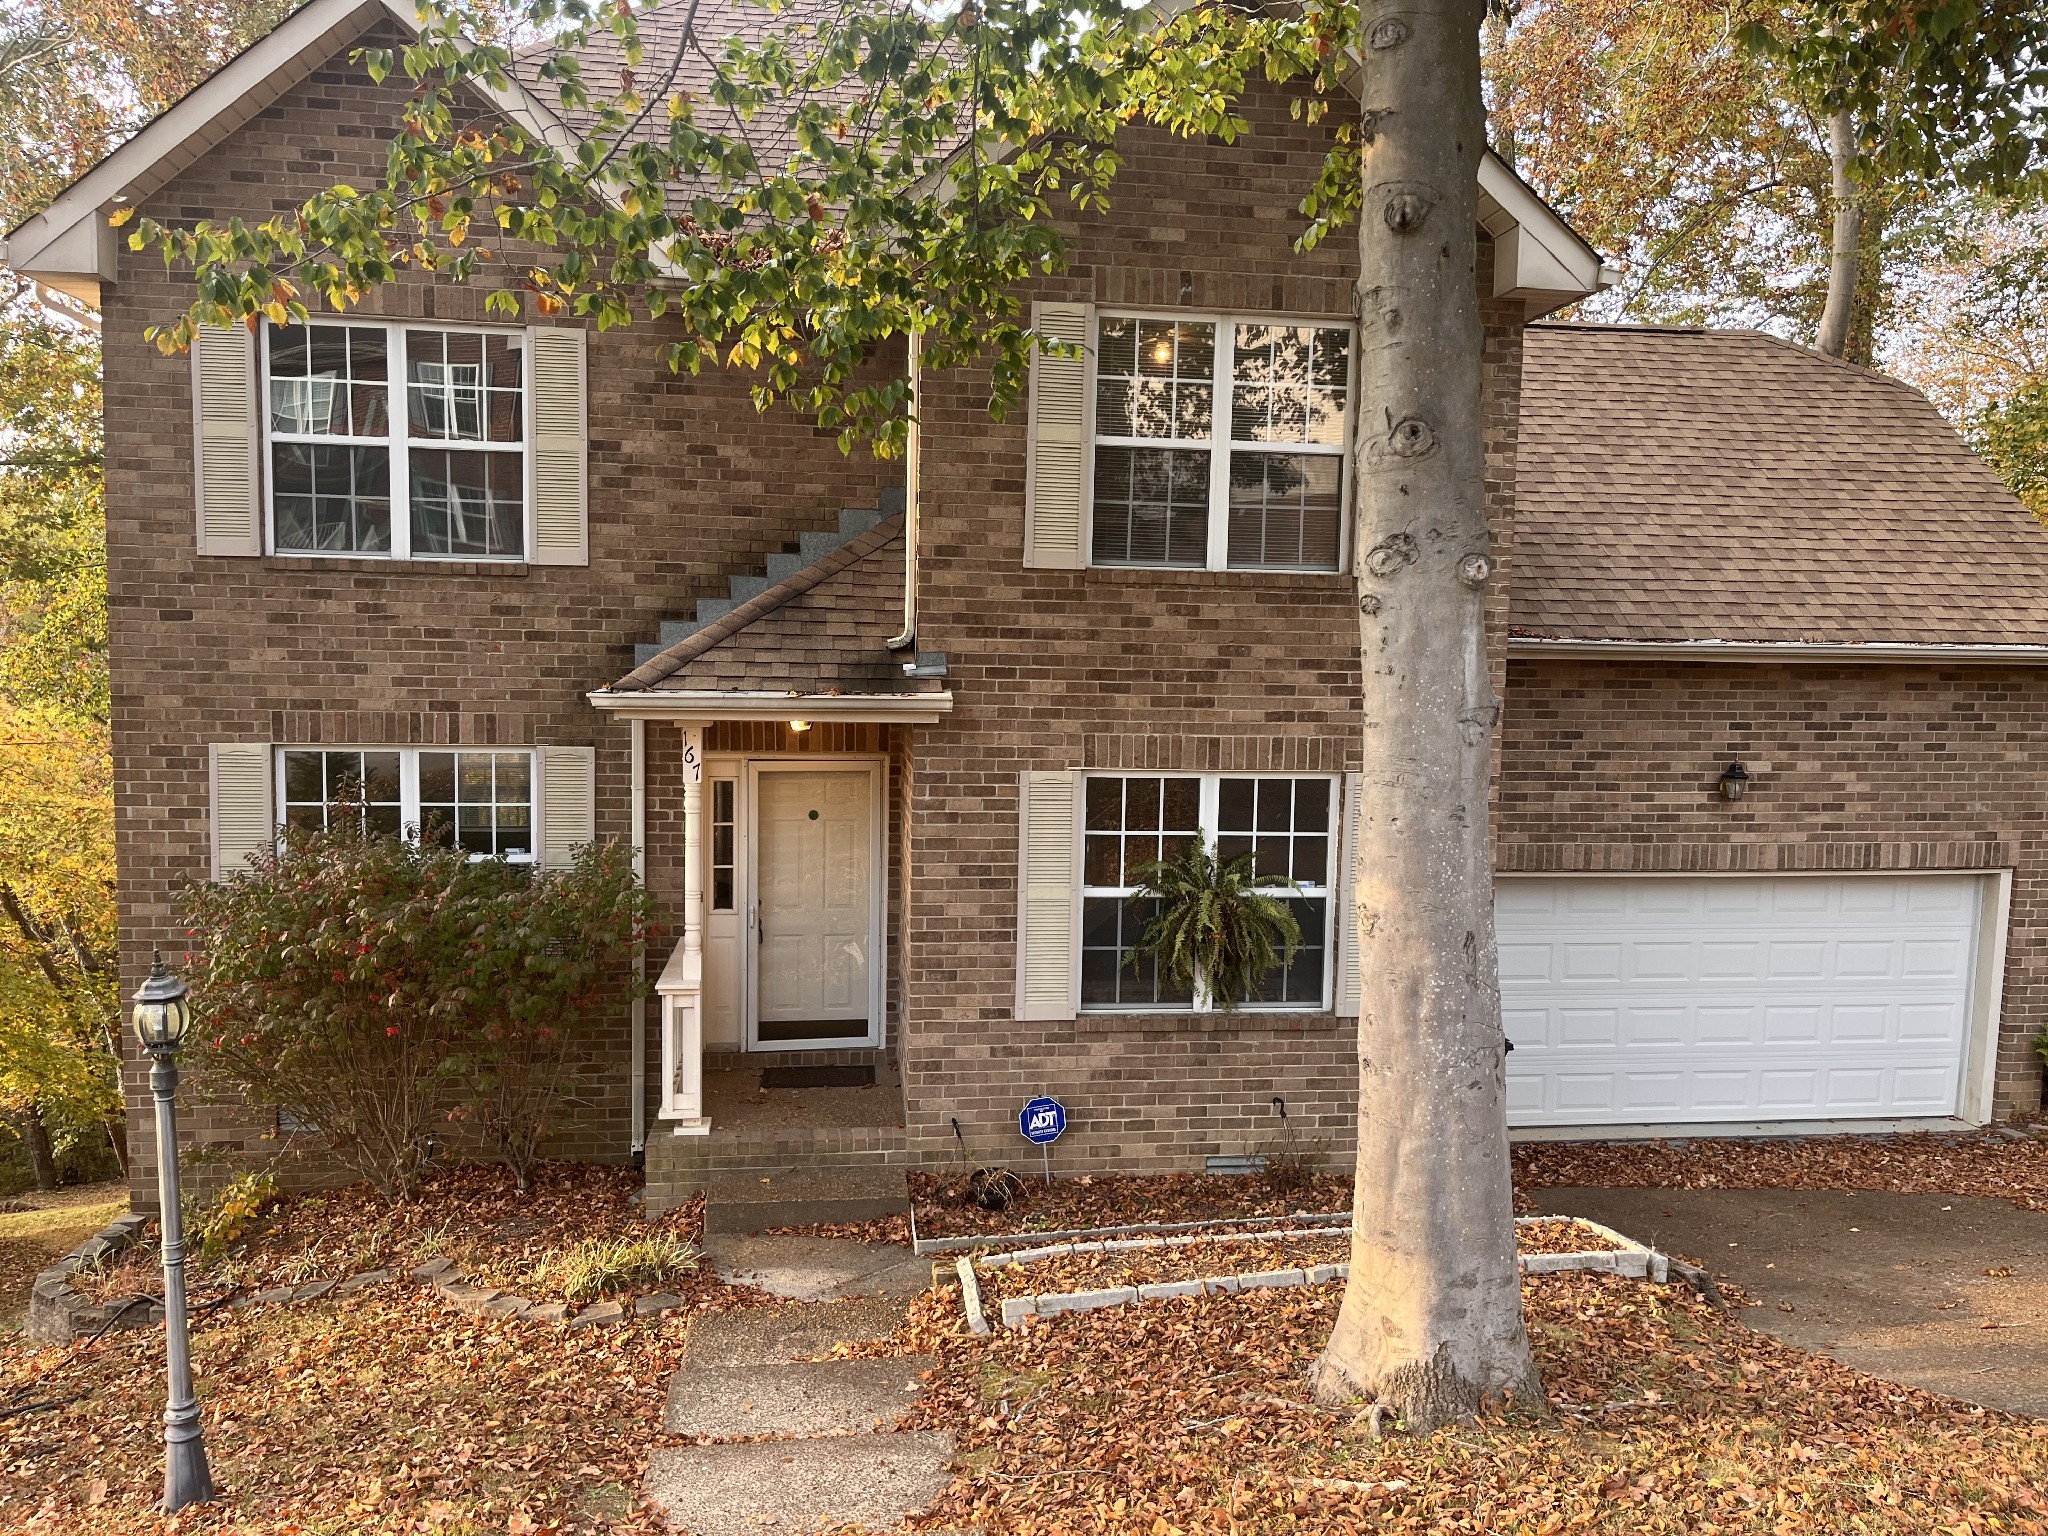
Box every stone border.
[24,1219,691,1345]
[969,1216,1671,1331]
[27,1210,155,1345]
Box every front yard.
[5,1131,2047,1534]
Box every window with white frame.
[265,323,526,560]
[1091,315,1351,572]
[279,748,535,860]
[709,779,737,911]
[1079,774,1333,1010]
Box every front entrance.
[746,763,882,1049]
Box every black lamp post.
[132,950,215,1514]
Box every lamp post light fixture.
[132,950,215,1514]
[1718,761,1752,802]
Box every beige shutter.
[527,327,588,565]
[1022,301,1091,569]
[1335,771,1362,1017]
[1015,771,1080,1021]
[539,745,596,869]
[209,743,274,877]
[192,325,261,556]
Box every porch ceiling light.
[788,718,812,733]
[132,949,192,1053]
[1718,761,1751,801]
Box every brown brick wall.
[897,90,1528,1171]
[107,26,896,1198]
[1497,658,2048,1117]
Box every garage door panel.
[1499,875,1980,1129]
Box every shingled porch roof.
[592,513,949,718]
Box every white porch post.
[658,724,711,1134]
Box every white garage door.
[1497,875,1983,1130]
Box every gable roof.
[606,512,937,697]
[2,0,1612,314]
[1511,324,2048,650]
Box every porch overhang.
[587,688,953,722]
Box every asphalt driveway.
[1536,1186,2048,1416]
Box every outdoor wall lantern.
[131,950,214,1514]
[1718,762,1752,801]
[787,719,812,733]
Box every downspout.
[628,717,647,1155]
[886,330,920,652]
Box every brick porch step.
[702,1166,910,1236]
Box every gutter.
[585,689,954,722]
[887,330,921,654]
[1508,637,2048,665]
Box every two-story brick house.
[7,0,2045,1208]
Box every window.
[710,779,736,911]
[1080,774,1334,1011]
[265,323,525,560]
[278,748,535,861]
[1091,315,1350,572]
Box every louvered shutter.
[527,327,588,565]
[1015,771,1080,1021]
[1335,771,1362,1017]
[539,745,596,869]
[1022,301,1091,569]
[209,743,274,877]
[192,325,261,556]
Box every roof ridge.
[615,512,904,691]
[1529,322,1933,401]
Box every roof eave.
[1509,637,2048,666]
[585,688,954,721]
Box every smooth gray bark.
[1816,106,1863,359]
[1310,0,1540,1431]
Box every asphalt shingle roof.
[1513,324,2048,645]
[611,513,933,695]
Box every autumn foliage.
[183,822,651,1198]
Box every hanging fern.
[1124,839,1303,1011]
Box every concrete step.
[704,1166,908,1235]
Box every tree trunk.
[12,1104,60,1191]
[1310,0,1540,1431]
[1815,106,1863,359]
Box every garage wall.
[1497,658,2048,1118]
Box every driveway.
[1536,1186,2048,1416]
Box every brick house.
[6,0,2044,1208]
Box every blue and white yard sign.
[1019,1096,1067,1145]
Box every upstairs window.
[265,323,526,560]
[1091,315,1350,573]
[1079,773,1334,1011]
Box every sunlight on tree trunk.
[1816,105,1864,359]
[1310,0,1540,1431]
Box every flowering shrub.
[184,821,650,1199]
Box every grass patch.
[0,1194,130,1332]
[530,1233,701,1303]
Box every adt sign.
[1019,1096,1066,1145]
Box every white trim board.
[1509,1116,1977,1143]
[587,689,953,723]
[1509,637,2048,665]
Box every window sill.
[1072,1009,1346,1035]
[261,554,531,578]
[1081,566,1351,588]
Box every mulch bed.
[910,1168,1354,1239]
[972,1219,1619,1304]
[79,1163,709,1309]
[884,1271,2048,1534]
[1514,1120,2048,1213]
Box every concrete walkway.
[1538,1186,2048,1416]
[644,1267,958,1534]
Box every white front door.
[1497,874,1986,1131]
[750,767,879,1047]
